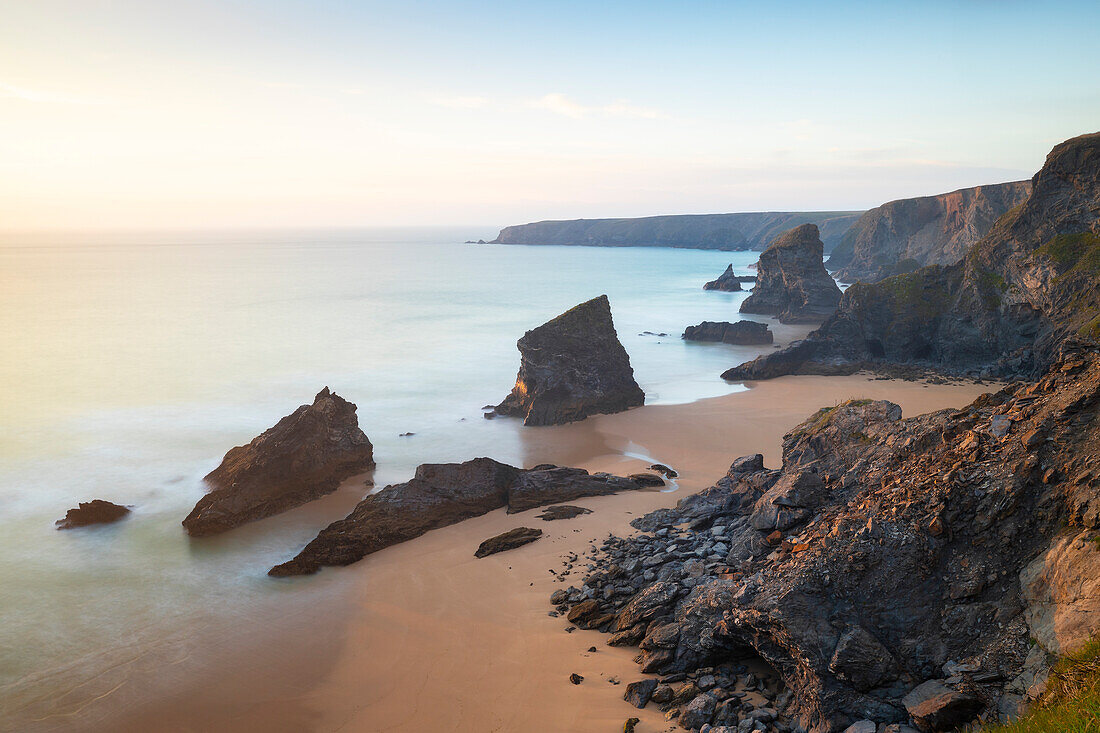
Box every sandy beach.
[58,375,995,733]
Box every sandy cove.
[98,375,995,733]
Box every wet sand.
[81,375,996,733]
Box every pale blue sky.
[1,1,1097,228]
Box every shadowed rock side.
[682,320,773,345]
[474,527,543,557]
[269,458,649,576]
[183,388,375,537]
[703,264,743,291]
[56,500,130,529]
[491,211,864,252]
[494,295,645,426]
[725,132,1100,383]
[740,224,842,324]
[552,350,1100,731]
[827,181,1032,283]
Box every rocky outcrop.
[269,459,649,576]
[550,349,1100,731]
[739,224,842,323]
[724,132,1100,382]
[494,295,645,426]
[682,321,773,345]
[184,388,374,537]
[537,505,592,521]
[56,500,130,529]
[828,181,1031,283]
[703,265,754,291]
[474,527,543,557]
[492,211,863,252]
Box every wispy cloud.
[0,82,97,105]
[429,94,489,109]
[529,93,669,120]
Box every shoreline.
[32,375,997,733]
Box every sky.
[1,0,1098,230]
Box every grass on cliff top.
[1033,232,1100,277]
[982,638,1100,733]
[790,398,874,437]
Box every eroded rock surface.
[184,388,374,536]
[740,224,841,323]
[494,295,645,426]
[270,459,647,576]
[551,349,1100,731]
[703,264,744,291]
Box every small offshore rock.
[56,500,130,530]
[474,527,542,558]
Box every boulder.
[184,388,374,536]
[494,295,645,426]
[624,679,659,708]
[683,320,773,346]
[703,264,743,291]
[537,505,593,521]
[679,693,717,729]
[901,681,983,731]
[474,527,542,557]
[740,224,841,323]
[55,500,130,529]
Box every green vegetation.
[876,267,955,320]
[1033,232,1100,278]
[974,268,1010,309]
[983,638,1100,732]
[1080,314,1100,341]
[791,399,874,437]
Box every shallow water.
[0,228,792,728]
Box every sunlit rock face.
[494,294,644,426]
[739,224,841,324]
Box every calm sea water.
[0,228,800,728]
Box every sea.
[0,227,804,729]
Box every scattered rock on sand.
[649,463,678,479]
[623,718,640,733]
[184,388,374,537]
[56,500,130,529]
[494,295,644,426]
[628,473,666,488]
[537,505,593,521]
[569,673,584,685]
[474,527,543,558]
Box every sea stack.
[702,264,742,291]
[183,388,375,537]
[494,295,644,426]
[739,224,841,323]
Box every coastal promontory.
[183,388,375,536]
[494,295,645,426]
[739,224,841,323]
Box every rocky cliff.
[552,348,1100,731]
[724,132,1100,382]
[703,264,744,291]
[494,295,645,426]
[492,212,863,252]
[739,224,842,323]
[183,388,375,536]
[269,458,649,576]
[827,181,1032,283]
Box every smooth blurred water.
[0,228,795,726]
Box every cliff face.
[494,295,645,426]
[491,211,863,252]
[739,224,842,323]
[183,388,375,536]
[554,350,1100,731]
[724,133,1100,382]
[827,181,1032,283]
